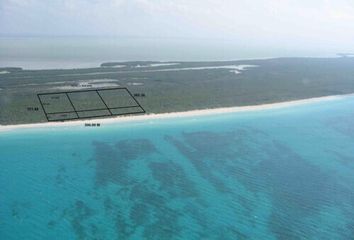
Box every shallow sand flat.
[56,64,258,77]
[1,93,353,132]
[135,63,180,68]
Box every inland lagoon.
[1,96,354,239]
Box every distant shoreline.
[0,56,339,71]
[1,94,352,132]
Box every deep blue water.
[1,97,354,239]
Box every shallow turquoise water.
[1,97,354,239]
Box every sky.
[1,0,354,51]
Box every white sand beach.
[0,94,353,132]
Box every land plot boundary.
[37,87,145,122]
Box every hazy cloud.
[1,0,353,50]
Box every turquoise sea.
[1,96,354,239]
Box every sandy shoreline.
[1,94,353,132]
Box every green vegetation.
[1,57,354,125]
